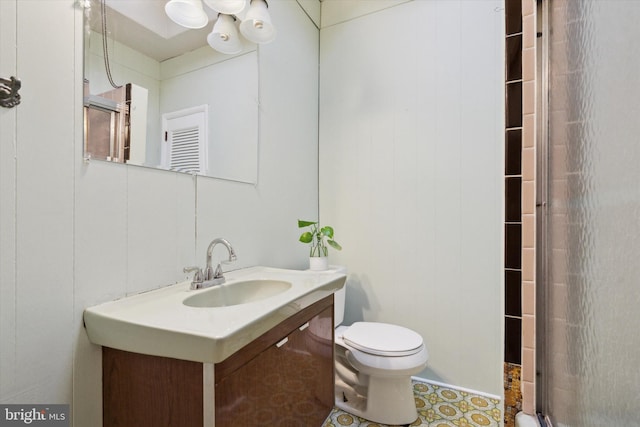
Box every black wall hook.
[0,76,21,108]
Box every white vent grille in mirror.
[162,105,208,174]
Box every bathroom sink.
[183,279,292,308]
[83,266,347,363]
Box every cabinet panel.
[215,297,334,426]
[103,348,203,427]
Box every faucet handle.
[183,266,204,288]
[213,263,224,279]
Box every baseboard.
[411,376,502,401]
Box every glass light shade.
[239,0,275,44]
[207,14,243,54]
[165,0,208,29]
[203,0,247,15]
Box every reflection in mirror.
[83,0,259,183]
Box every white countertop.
[83,266,346,363]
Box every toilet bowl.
[331,268,429,425]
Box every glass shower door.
[543,1,640,425]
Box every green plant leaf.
[298,220,317,228]
[327,240,342,251]
[299,231,313,243]
[320,226,334,238]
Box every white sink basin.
[83,266,346,363]
[183,279,292,308]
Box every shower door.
[542,1,640,425]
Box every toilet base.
[335,375,419,425]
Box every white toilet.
[333,273,429,425]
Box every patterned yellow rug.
[323,380,501,427]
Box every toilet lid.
[342,322,424,357]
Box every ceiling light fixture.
[203,0,246,15]
[165,0,275,54]
[240,0,276,44]
[207,14,243,54]
[164,0,208,29]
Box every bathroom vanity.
[84,267,346,426]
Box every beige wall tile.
[522,248,535,282]
[522,347,535,382]
[523,14,535,49]
[522,380,535,414]
[522,47,535,81]
[523,114,535,148]
[522,280,535,315]
[523,80,535,115]
[522,0,535,17]
[522,180,535,214]
[522,314,535,349]
[522,214,535,248]
[522,147,535,181]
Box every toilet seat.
[341,322,424,357]
[336,322,429,377]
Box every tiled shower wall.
[504,0,536,425]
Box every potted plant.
[298,219,342,270]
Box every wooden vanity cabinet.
[102,295,334,427]
[214,295,334,426]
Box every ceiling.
[89,0,221,62]
[90,0,324,62]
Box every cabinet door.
[215,299,334,427]
[282,307,335,422]
[102,348,204,427]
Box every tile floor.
[323,380,501,427]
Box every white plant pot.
[309,256,329,271]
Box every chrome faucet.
[205,238,237,282]
[184,238,237,290]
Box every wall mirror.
[83,0,259,184]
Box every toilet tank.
[334,284,346,327]
[331,266,347,327]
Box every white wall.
[160,50,259,183]
[1,0,75,407]
[0,1,319,426]
[319,0,504,395]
